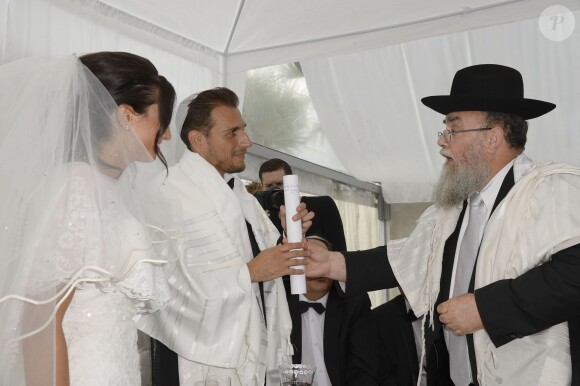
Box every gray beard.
[432,142,491,208]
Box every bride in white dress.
[0,52,176,386]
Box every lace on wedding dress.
[27,163,170,314]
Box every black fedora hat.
[421,64,555,120]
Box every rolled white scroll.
[283,174,306,294]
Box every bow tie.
[300,301,325,314]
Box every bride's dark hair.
[79,51,176,169]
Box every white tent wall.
[302,9,580,202]
[0,0,222,164]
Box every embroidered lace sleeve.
[27,164,170,312]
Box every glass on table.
[278,364,316,385]
[193,374,231,386]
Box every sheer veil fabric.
[0,56,170,385]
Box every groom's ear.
[188,130,206,153]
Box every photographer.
[254,188,285,235]
[256,158,347,255]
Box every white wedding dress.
[52,165,170,386]
[63,270,167,386]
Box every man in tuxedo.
[305,64,580,385]
[258,158,347,251]
[258,160,379,384]
[284,237,380,386]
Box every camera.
[254,187,285,212]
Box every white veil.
[0,56,168,385]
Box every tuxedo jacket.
[284,281,381,386]
[301,195,347,251]
[343,167,580,385]
[150,338,180,386]
[270,195,347,252]
[373,294,419,386]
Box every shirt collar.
[476,158,515,214]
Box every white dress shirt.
[300,293,332,386]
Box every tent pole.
[223,0,246,86]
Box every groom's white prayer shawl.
[387,154,580,386]
[135,151,293,385]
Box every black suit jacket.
[270,195,347,252]
[301,195,347,251]
[373,294,420,386]
[150,338,180,386]
[344,167,580,385]
[285,281,381,386]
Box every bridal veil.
[0,56,167,385]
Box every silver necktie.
[449,193,486,386]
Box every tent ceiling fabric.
[82,0,580,75]
[99,0,238,53]
[96,0,564,58]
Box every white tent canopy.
[2,0,579,202]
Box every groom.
[136,87,313,385]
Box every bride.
[0,52,176,386]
